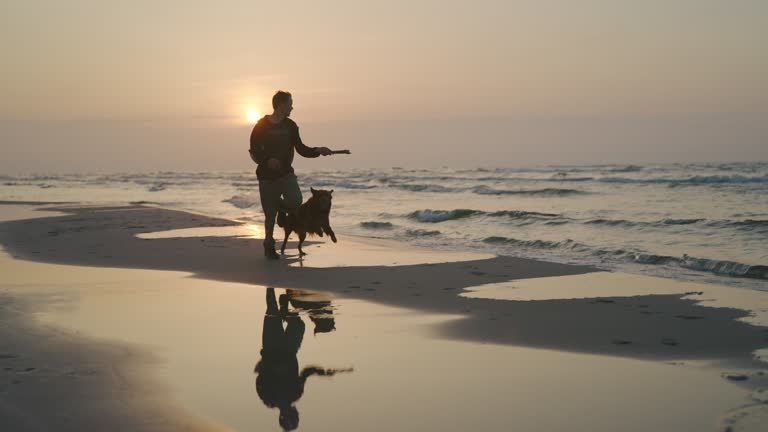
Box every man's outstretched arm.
[300,366,354,379]
[293,124,332,157]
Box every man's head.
[279,405,299,431]
[272,91,293,118]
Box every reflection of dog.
[286,289,336,335]
[279,188,337,256]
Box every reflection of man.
[254,288,350,431]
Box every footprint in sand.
[2,367,36,374]
[0,353,19,360]
[348,285,361,289]
[661,338,679,346]
[611,339,632,345]
[64,368,97,377]
[592,299,615,304]
[470,271,486,276]
[723,374,749,382]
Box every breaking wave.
[310,180,376,190]
[472,186,589,196]
[606,165,644,173]
[223,194,258,209]
[405,229,441,237]
[661,218,705,225]
[482,236,768,281]
[719,219,768,228]
[389,183,459,193]
[360,221,395,229]
[583,217,767,233]
[584,218,705,228]
[482,236,584,250]
[597,175,768,185]
[407,209,484,222]
[407,209,561,223]
[148,183,167,192]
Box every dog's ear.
[310,187,316,194]
[330,189,334,194]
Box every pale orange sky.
[1,1,766,173]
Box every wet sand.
[1,202,767,431]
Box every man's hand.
[267,158,282,170]
[316,147,333,156]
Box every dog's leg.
[323,222,337,243]
[298,232,308,256]
[281,228,292,255]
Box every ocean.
[2,162,767,291]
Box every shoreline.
[1,201,767,431]
[1,202,766,360]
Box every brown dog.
[279,187,337,256]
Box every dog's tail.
[276,211,287,228]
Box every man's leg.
[258,179,281,258]
[280,175,303,213]
[276,175,303,227]
[283,315,306,355]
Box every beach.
[1,202,766,431]
[3,0,767,429]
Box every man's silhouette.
[249,91,333,259]
[254,288,350,431]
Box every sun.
[246,110,260,123]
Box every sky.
[1,0,766,174]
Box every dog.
[278,187,337,256]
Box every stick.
[330,150,351,154]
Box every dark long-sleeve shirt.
[249,115,319,180]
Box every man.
[250,91,332,259]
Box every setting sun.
[246,110,260,123]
